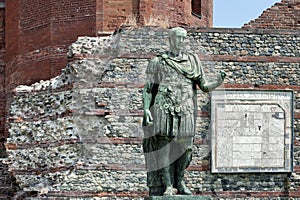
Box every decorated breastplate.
[155,61,195,115]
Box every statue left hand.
[144,109,153,126]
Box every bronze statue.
[142,27,226,196]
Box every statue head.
[169,27,187,53]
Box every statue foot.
[163,186,175,196]
[177,181,192,195]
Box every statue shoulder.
[147,55,163,74]
[148,55,164,69]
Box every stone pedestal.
[145,196,211,200]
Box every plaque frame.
[210,89,294,173]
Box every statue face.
[170,30,186,51]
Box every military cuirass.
[154,60,196,116]
[152,56,197,138]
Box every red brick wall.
[243,0,300,29]
[5,1,19,62]
[5,0,96,91]
[152,0,191,26]
[201,0,213,27]
[139,0,212,28]
[0,1,5,142]
[97,0,213,33]
[97,0,139,33]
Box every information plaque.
[211,90,293,173]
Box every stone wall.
[4,27,300,199]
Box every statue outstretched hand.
[220,70,226,81]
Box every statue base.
[144,196,211,200]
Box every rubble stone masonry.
[4,27,300,199]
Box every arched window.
[192,0,201,18]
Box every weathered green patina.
[142,27,226,196]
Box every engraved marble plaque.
[211,90,293,173]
